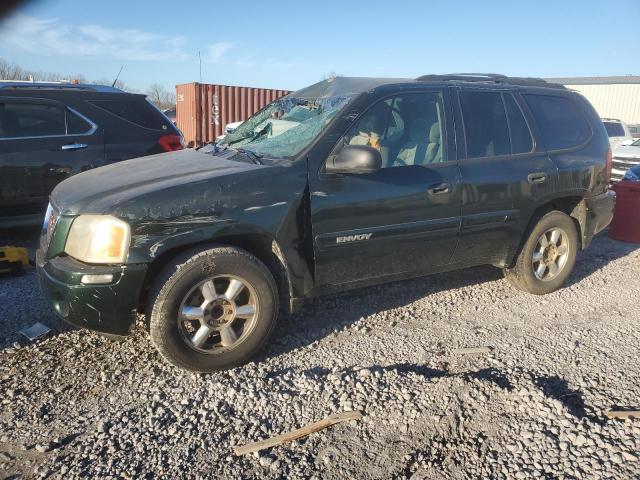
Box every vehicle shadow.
[567,232,639,287]
[265,363,514,392]
[259,264,503,362]
[260,233,638,363]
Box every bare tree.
[147,83,176,110]
[0,57,143,95]
[0,57,87,83]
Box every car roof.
[0,81,126,93]
[289,74,566,99]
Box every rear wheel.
[148,246,278,372]
[504,211,578,295]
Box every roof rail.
[415,73,566,90]
[0,81,124,93]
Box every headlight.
[64,215,131,264]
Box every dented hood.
[51,148,265,216]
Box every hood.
[51,148,265,215]
[613,144,640,159]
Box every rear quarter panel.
[543,92,610,198]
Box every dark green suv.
[37,74,615,372]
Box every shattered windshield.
[219,93,353,159]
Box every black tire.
[503,211,578,295]
[148,245,278,372]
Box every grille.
[611,156,640,182]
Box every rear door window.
[0,102,65,138]
[89,99,166,130]
[503,94,533,154]
[460,91,510,158]
[523,94,592,150]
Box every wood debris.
[606,410,640,419]
[233,411,363,456]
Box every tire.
[148,245,278,372]
[503,211,578,295]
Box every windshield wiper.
[237,148,263,165]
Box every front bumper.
[583,190,616,247]
[36,250,147,336]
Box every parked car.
[215,120,244,142]
[622,163,640,181]
[612,137,640,182]
[602,118,634,150]
[628,124,640,139]
[162,107,177,125]
[37,74,614,372]
[0,81,184,227]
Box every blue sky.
[0,0,638,93]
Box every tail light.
[158,134,185,152]
[604,147,612,185]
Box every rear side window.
[603,121,625,137]
[0,102,65,138]
[460,91,510,158]
[523,94,592,151]
[504,94,533,154]
[89,99,166,130]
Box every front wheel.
[504,211,579,295]
[148,246,278,372]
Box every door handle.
[427,182,451,195]
[527,172,547,184]
[61,143,88,151]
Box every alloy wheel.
[532,227,570,281]
[178,275,258,353]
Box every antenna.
[111,65,124,88]
[198,51,202,83]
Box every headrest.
[409,118,430,142]
[429,123,441,143]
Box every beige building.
[545,76,640,126]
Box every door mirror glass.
[325,145,382,174]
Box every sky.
[0,0,638,94]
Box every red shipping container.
[175,83,290,148]
[609,181,640,243]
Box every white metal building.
[545,76,640,125]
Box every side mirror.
[620,139,634,146]
[325,145,382,174]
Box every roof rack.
[0,81,124,93]
[415,73,566,90]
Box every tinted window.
[524,94,591,150]
[90,99,166,130]
[603,121,625,137]
[67,109,93,135]
[0,102,65,138]
[343,92,446,168]
[460,91,510,158]
[504,94,533,154]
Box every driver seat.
[395,118,439,166]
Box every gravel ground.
[0,230,639,479]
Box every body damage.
[50,148,313,299]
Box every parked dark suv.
[37,74,615,372]
[0,82,184,227]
